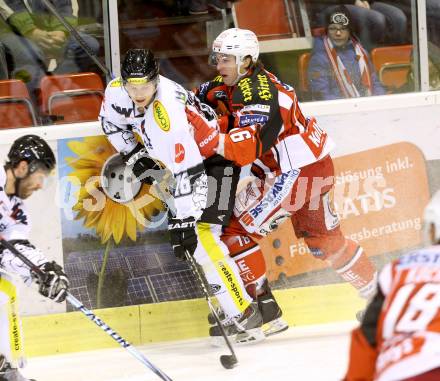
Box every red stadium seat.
[298,52,311,94]
[39,72,104,124]
[0,79,38,129]
[371,45,413,89]
[311,27,325,37]
[232,0,296,40]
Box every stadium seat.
[371,45,413,89]
[298,52,311,95]
[232,0,296,40]
[0,79,38,129]
[378,62,412,90]
[39,72,104,124]
[311,27,325,37]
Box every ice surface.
[23,322,356,381]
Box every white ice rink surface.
[22,322,357,381]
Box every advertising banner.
[260,142,430,285]
[0,133,431,316]
[57,136,202,310]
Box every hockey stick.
[147,169,238,368]
[0,239,173,381]
[184,250,238,369]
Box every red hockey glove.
[186,107,219,158]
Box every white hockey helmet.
[423,190,440,245]
[212,28,259,66]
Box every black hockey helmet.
[7,135,56,173]
[121,49,159,83]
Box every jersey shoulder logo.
[153,100,170,132]
[110,78,123,87]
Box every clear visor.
[30,167,54,190]
[209,52,237,67]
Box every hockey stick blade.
[0,239,173,381]
[220,354,238,369]
[184,250,239,369]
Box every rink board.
[0,91,437,358]
[22,282,363,357]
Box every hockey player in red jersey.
[344,191,440,381]
[0,135,69,381]
[191,28,378,328]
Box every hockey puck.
[220,355,238,369]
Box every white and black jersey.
[0,166,47,283]
[100,75,209,221]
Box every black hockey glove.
[168,217,198,260]
[35,261,69,303]
[122,143,163,185]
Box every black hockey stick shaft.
[0,239,173,381]
[184,250,238,362]
[40,0,111,79]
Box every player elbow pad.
[0,240,47,285]
[223,126,259,166]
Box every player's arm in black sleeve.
[219,70,282,166]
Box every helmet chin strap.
[136,88,158,113]
[9,167,21,197]
[9,166,30,197]
[145,87,158,110]
[230,57,252,86]
[230,66,251,86]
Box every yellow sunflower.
[65,135,165,244]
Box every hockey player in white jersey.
[99,49,265,344]
[344,190,440,381]
[0,135,69,381]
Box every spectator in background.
[427,43,440,91]
[188,0,228,15]
[0,0,99,100]
[308,6,386,100]
[397,42,440,93]
[385,0,440,47]
[306,0,408,50]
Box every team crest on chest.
[153,100,170,132]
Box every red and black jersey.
[345,245,440,381]
[195,65,334,176]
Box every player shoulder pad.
[153,78,188,132]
